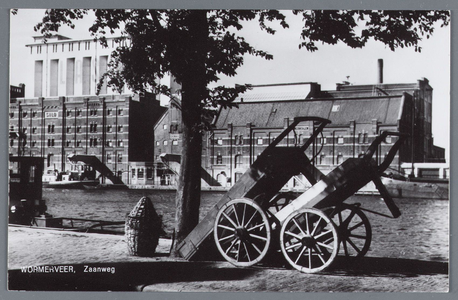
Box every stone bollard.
[125,197,163,257]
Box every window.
[118,108,123,115]
[163,140,168,146]
[23,111,28,118]
[66,140,72,147]
[77,126,82,133]
[47,124,55,133]
[10,125,14,132]
[235,155,242,168]
[319,154,326,164]
[138,168,144,179]
[107,140,113,147]
[257,138,263,145]
[156,141,160,146]
[90,138,98,147]
[66,110,72,117]
[32,127,37,134]
[32,111,37,118]
[147,168,153,179]
[99,56,108,94]
[172,140,179,146]
[163,124,168,130]
[10,112,14,118]
[117,140,124,147]
[337,136,344,144]
[67,126,72,133]
[82,57,91,95]
[47,139,55,147]
[217,139,223,145]
[107,108,112,115]
[77,109,82,117]
[107,125,112,132]
[385,136,392,144]
[107,153,112,163]
[118,125,123,132]
[66,58,75,96]
[216,152,222,164]
[131,168,136,179]
[117,153,122,162]
[90,123,98,133]
[50,59,59,96]
[337,153,343,164]
[77,140,82,147]
[34,60,43,97]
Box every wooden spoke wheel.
[327,204,372,258]
[280,208,339,273]
[214,198,271,267]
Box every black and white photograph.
[6,7,450,292]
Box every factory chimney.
[378,59,384,84]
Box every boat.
[42,169,99,189]
[382,177,449,200]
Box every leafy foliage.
[294,10,450,52]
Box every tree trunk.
[172,10,208,256]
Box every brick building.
[154,78,445,188]
[9,35,166,184]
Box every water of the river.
[42,189,449,262]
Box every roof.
[215,95,405,129]
[235,82,317,102]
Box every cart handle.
[363,131,409,173]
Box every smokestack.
[378,59,384,84]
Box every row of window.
[131,168,154,180]
[11,108,125,119]
[32,39,128,55]
[10,124,126,134]
[211,151,391,167]
[10,138,125,149]
[156,140,179,146]
[211,132,388,146]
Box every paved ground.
[8,226,448,292]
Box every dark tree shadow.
[8,256,448,291]
[8,261,257,291]
[259,251,448,278]
[327,256,448,278]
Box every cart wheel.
[280,208,339,273]
[327,204,372,258]
[214,198,271,267]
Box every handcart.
[177,117,408,273]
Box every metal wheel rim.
[214,198,271,267]
[280,208,339,273]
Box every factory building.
[154,73,445,188]
[9,35,166,184]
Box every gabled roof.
[215,95,405,129]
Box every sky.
[9,9,451,156]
